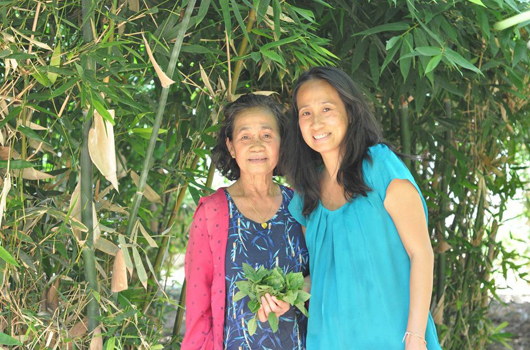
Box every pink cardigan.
[181,188,229,350]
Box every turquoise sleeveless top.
[288,144,442,349]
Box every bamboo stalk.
[435,99,452,305]
[230,9,257,95]
[124,0,196,238]
[399,97,411,168]
[81,0,100,333]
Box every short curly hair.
[211,94,287,180]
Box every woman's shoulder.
[193,187,228,218]
[367,143,394,161]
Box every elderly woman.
[182,94,309,350]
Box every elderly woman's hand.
[257,293,290,322]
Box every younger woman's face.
[296,79,349,158]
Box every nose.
[310,112,325,130]
[250,138,265,151]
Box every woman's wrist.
[402,331,427,345]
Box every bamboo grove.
[0,0,529,349]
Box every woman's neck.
[236,174,277,198]
[321,150,343,183]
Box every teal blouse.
[288,144,442,349]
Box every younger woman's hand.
[257,293,290,322]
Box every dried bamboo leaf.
[111,249,128,292]
[127,0,140,11]
[94,237,119,256]
[130,170,162,203]
[0,173,11,228]
[16,119,48,130]
[138,221,158,248]
[0,146,20,160]
[11,27,52,50]
[88,110,119,192]
[142,34,175,88]
[68,317,88,338]
[29,139,57,155]
[89,326,103,350]
[16,168,55,180]
[46,278,60,312]
[433,292,445,325]
[199,63,214,94]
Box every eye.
[241,135,250,140]
[323,107,331,112]
[263,133,272,138]
[299,111,311,117]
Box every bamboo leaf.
[118,235,134,276]
[18,168,55,180]
[138,221,158,248]
[130,171,162,203]
[48,45,61,84]
[0,160,34,169]
[220,0,232,38]
[355,22,410,36]
[0,245,19,267]
[444,48,484,75]
[424,54,442,74]
[88,109,119,192]
[368,42,379,86]
[111,249,128,292]
[195,0,211,27]
[0,174,12,228]
[199,63,214,94]
[89,326,103,350]
[230,0,250,42]
[132,247,148,289]
[0,332,22,346]
[142,34,175,88]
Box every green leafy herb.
[234,263,310,335]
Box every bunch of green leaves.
[234,263,310,336]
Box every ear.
[226,138,235,158]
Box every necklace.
[238,181,274,229]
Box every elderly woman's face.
[226,107,281,178]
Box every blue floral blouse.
[223,185,309,350]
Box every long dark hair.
[284,66,389,215]
[212,93,287,180]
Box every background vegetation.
[0,0,529,349]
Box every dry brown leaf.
[111,249,129,292]
[138,221,158,248]
[88,110,119,192]
[433,293,445,325]
[199,63,214,94]
[127,0,139,11]
[94,237,119,256]
[69,317,88,338]
[17,119,48,130]
[0,173,11,228]
[46,278,60,312]
[89,326,103,350]
[436,239,452,253]
[142,34,175,88]
[130,170,162,203]
[17,168,55,180]
[0,146,20,160]
[29,139,57,155]
[11,27,52,50]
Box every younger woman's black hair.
[284,66,395,215]
[212,93,288,181]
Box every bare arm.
[385,179,433,350]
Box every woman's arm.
[181,205,215,349]
[385,179,434,350]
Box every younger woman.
[284,67,442,350]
